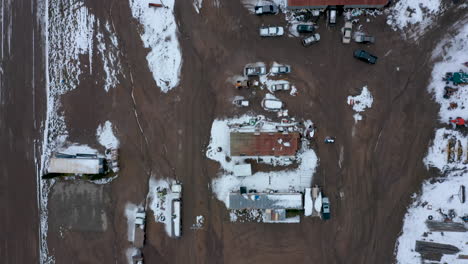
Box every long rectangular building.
[230,132,300,156]
[287,0,389,9]
[47,157,104,174]
[228,193,303,210]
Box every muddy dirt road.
[4,0,465,263]
[0,0,45,263]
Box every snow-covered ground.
[395,172,467,264]
[395,19,468,264]
[147,177,181,237]
[386,0,446,39]
[129,0,182,93]
[428,20,468,122]
[347,86,373,123]
[206,115,318,209]
[96,121,119,149]
[424,128,468,172]
[96,21,122,92]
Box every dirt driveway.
[42,1,467,264]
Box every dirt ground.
[2,0,467,263]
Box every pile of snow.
[193,215,204,228]
[347,86,373,123]
[424,128,468,172]
[193,0,203,13]
[428,21,468,121]
[206,115,318,208]
[395,172,468,264]
[386,0,445,39]
[147,177,181,237]
[129,0,182,92]
[96,121,119,149]
[125,247,139,264]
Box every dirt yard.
[3,0,467,263]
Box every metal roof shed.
[228,193,303,210]
[47,157,104,174]
[233,164,252,177]
[287,0,389,9]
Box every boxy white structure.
[47,157,104,174]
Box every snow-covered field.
[428,20,468,121]
[129,0,182,93]
[40,1,123,262]
[395,172,467,264]
[347,86,373,123]
[395,18,468,264]
[206,115,318,209]
[386,0,446,39]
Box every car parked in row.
[254,4,278,15]
[259,26,284,37]
[296,24,315,33]
[270,82,290,92]
[342,21,352,44]
[244,64,267,76]
[353,49,377,64]
[270,64,291,74]
[355,34,375,44]
[261,98,284,111]
[302,33,321,46]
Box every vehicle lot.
[42,1,467,264]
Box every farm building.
[287,0,389,9]
[230,132,300,157]
[47,157,105,174]
[228,192,303,210]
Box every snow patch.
[147,177,181,237]
[96,121,119,149]
[125,203,138,242]
[386,0,445,39]
[193,0,203,13]
[427,21,468,121]
[129,0,182,93]
[395,172,468,264]
[347,86,373,123]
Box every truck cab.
[321,197,331,220]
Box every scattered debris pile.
[415,240,460,262]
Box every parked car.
[254,4,278,15]
[233,99,249,107]
[270,64,291,74]
[354,34,375,44]
[302,33,320,46]
[261,98,283,111]
[328,7,337,26]
[270,82,290,92]
[244,64,267,76]
[353,49,377,64]
[322,197,331,220]
[296,24,315,33]
[259,26,284,37]
[342,21,352,44]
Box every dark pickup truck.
[353,49,377,64]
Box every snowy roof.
[287,0,388,8]
[230,132,300,156]
[233,164,252,177]
[228,193,303,210]
[47,157,104,174]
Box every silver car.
[259,26,284,37]
[302,33,320,46]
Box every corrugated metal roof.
[287,0,388,7]
[230,132,300,156]
[228,193,303,210]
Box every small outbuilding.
[233,164,252,177]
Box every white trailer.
[172,200,181,238]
